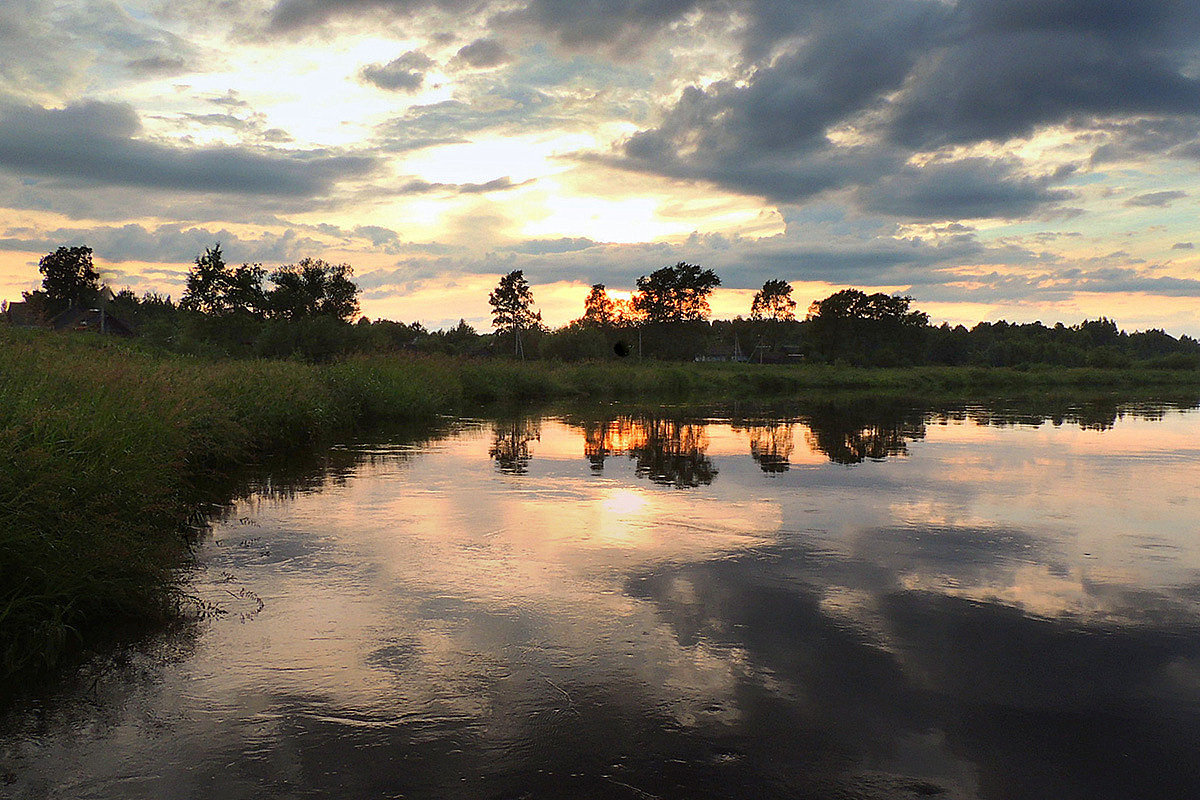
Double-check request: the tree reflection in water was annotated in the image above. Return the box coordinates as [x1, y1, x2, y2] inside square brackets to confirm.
[731, 420, 796, 473]
[511, 398, 1188, 481]
[580, 416, 718, 488]
[798, 405, 927, 465]
[488, 418, 541, 474]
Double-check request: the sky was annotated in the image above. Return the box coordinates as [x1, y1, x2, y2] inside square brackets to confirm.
[1, 0, 1200, 334]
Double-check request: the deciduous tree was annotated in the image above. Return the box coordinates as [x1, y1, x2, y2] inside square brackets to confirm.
[180, 244, 268, 317]
[267, 258, 359, 321]
[582, 283, 615, 326]
[39, 245, 100, 313]
[633, 262, 720, 323]
[750, 279, 797, 321]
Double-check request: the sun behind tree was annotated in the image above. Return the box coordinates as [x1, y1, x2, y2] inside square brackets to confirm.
[633, 262, 720, 323]
[582, 283, 616, 326]
[750, 279, 797, 322]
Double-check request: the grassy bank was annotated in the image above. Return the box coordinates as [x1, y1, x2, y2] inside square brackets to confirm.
[3, 327, 1200, 680]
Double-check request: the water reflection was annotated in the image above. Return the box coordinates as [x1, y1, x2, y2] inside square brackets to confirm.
[489, 417, 541, 475]
[6, 398, 1200, 799]
[732, 420, 795, 473]
[570, 415, 718, 487]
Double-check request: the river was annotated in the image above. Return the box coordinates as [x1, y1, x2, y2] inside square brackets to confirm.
[4, 400, 1200, 799]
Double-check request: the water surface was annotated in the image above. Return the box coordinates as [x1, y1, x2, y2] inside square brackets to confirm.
[5, 401, 1200, 799]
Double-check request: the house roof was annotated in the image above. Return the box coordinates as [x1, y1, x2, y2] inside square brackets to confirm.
[51, 306, 136, 337]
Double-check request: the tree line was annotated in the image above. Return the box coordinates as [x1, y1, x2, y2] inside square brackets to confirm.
[488, 265, 1200, 368]
[9, 244, 1200, 368]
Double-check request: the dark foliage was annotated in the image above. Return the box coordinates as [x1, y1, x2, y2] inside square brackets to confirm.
[38, 246, 100, 314]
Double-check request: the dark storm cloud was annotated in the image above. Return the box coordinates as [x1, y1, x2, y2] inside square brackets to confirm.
[859, 159, 1075, 220]
[1125, 190, 1187, 208]
[452, 38, 509, 68]
[886, 30, 1200, 148]
[360, 50, 436, 92]
[883, 0, 1200, 147]
[0, 100, 380, 196]
[589, 0, 1200, 216]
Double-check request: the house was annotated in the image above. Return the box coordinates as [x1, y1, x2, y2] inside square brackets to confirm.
[695, 334, 750, 363]
[2, 301, 45, 328]
[51, 306, 136, 337]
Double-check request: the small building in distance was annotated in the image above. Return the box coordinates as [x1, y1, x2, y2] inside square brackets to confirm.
[3, 286, 136, 337]
[51, 306, 136, 337]
[2, 301, 46, 329]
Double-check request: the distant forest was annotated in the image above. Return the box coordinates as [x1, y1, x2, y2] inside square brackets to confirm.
[7, 244, 1200, 369]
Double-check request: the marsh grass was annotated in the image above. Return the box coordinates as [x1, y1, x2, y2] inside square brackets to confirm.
[3, 327, 1199, 681]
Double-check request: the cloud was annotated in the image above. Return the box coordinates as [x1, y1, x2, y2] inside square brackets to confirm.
[267, 0, 479, 33]
[1125, 190, 1187, 208]
[390, 176, 532, 194]
[452, 38, 510, 69]
[1172, 242, 1194, 250]
[503, 237, 597, 255]
[0, 222, 329, 266]
[372, 84, 558, 152]
[858, 159, 1075, 220]
[501, 0, 709, 50]
[360, 50, 436, 92]
[125, 55, 191, 76]
[558, 0, 1200, 222]
[0, 100, 380, 196]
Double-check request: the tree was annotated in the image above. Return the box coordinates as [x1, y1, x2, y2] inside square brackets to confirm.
[806, 289, 927, 326]
[489, 270, 540, 357]
[181, 244, 230, 314]
[224, 263, 268, 317]
[181, 244, 268, 317]
[805, 288, 930, 365]
[267, 258, 359, 321]
[633, 262, 720, 323]
[750, 279, 797, 321]
[39, 246, 100, 312]
[582, 284, 615, 326]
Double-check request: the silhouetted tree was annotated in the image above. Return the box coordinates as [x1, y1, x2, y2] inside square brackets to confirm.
[39, 245, 100, 313]
[489, 270, 540, 357]
[267, 258, 359, 321]
[750, 279, 797, 321]
[582, 283, 616, 326]
[633, 262, 721, 323]
[181, 244, 268, 317]
[806, 288, 929, 364]
[181, 244, 229, 314]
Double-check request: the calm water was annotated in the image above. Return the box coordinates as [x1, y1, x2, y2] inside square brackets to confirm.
[5, 401, 1200, 799]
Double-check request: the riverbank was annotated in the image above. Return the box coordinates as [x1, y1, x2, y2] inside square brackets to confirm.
[4, 327, 1200, 681]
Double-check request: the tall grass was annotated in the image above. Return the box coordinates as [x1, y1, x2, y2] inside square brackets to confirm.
[3, 328, 1199, 679]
